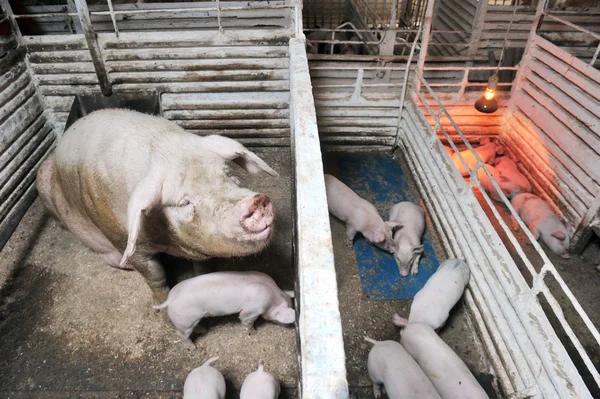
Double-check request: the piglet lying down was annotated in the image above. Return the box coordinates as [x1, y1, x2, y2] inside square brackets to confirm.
[154, 271, 295, 347]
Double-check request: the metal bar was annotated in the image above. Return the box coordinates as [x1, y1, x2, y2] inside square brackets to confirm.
[389, 0, 398, 28]
[415, 0, 435, 94]
[508, 0, 548, 107]
[543, 12, 600, 42]
[13, 12, 79, 18]
[289, 37, 349, 399]
[105, 0, 119, 38]
[424, 66, 517, 71]
[426, 82, 514, 87]
[0, 0, 22, 40]
[392, 20, 423, 150]
[90, 4, 293, 15]
[66, 0, 83, 34]
[74, 0, 111, 96]
[216, 0, 223, 33]
[467, 0, 487, 56]
[590, 41, 600, 66]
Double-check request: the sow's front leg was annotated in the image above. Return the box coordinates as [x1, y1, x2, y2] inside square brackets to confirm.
[129, 253, 170, 319]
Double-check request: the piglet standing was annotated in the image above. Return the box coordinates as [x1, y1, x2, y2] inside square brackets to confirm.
[451, 139, 504, 177]
[240, 360, 281, 399]
[183, 357, 226, 399]
[393, 259, 470, 330]
[365, 337, 441, 399]
[511, 193, 573, 259]
[324, 174, 399, 253]
[153, 271, 295, 347]
[388, 202, 425, 276]
[401, 323, 489, 399]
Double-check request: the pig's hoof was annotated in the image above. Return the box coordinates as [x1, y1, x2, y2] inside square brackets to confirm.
[245, 326, 256, 336]
[344, 240, 354, 249]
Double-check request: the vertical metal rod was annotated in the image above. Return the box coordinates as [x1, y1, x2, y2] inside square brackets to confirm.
[0, 0, 22, 41]
[389, 0, 398, 28]
[74, 0, 112, 96]
[415, 0, 435, 93]
[106, 0, 119, 38]
[468, 0, 487, 56]
[216, 0, 223, 33]
[392, 21, 424, 150]
[590, 41, 600, 66]
[507, 0, 548, 108]
[66, 0, 83, 33]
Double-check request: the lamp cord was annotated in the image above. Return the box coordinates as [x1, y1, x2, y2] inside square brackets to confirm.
[496, 5, 519, 75]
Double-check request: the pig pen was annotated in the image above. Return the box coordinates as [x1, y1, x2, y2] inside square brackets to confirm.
[0, 0, 349, 397]
[306, 0, 600, 397]
[1, 0, 600, 398]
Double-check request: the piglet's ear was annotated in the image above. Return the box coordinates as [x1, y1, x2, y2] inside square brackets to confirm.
[120, 168, 164, 268]
[552, 231, 566, 241]
[202, 135, 279, 177]
[385, 221, 403, 234]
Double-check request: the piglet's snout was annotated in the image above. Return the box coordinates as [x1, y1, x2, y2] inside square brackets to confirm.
[240, 194, 274, 234]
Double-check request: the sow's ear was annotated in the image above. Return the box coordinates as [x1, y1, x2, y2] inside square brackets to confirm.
[120, 168, 164, 268]
[201, 135, 279, 177]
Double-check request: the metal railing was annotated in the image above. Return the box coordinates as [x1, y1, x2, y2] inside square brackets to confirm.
[396, 65, 599, 397]
[543, 11, 600, 66]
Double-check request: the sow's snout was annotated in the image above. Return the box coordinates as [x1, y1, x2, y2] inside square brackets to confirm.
[240, 194, 274, 240]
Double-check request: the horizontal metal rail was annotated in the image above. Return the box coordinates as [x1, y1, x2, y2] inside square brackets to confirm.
[543, 12, 600, 42]
[12, 4, 293, 19]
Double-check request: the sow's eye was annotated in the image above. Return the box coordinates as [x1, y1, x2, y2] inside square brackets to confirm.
[178, 198, 191, 207]
[177, 196, 195, 221]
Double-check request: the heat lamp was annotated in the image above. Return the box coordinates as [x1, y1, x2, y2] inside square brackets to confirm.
[474, 74, 499, 114]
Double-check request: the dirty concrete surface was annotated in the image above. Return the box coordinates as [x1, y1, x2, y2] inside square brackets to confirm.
[0, 148, 298, 398]
[322, 151, 498, 399]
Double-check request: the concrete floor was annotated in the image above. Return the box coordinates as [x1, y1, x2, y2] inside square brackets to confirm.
[0, 148, 298, 398]
[322, 151, 498, 399]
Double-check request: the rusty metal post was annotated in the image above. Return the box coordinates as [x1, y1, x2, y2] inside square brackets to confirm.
[74, 0, 112, 96]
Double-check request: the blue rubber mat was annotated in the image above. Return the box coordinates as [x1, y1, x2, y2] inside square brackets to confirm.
[337, 153, 440, 300]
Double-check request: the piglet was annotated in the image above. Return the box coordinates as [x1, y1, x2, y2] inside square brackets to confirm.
[183, 357, 226, 399]
[511, 193, 573, 259]
[495, 156, 532, 196]
[240, 360, 280, 399]
[401, 323, 489, 399]
[154, 271, 295, 347]
[325, 174, 399, 253]
[388, 202, 425, 276]
[452, 139, 504, 177]
[365, 337, 441, 399]
[476, 165, 512, 202]
[393, 259, 470, 330]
